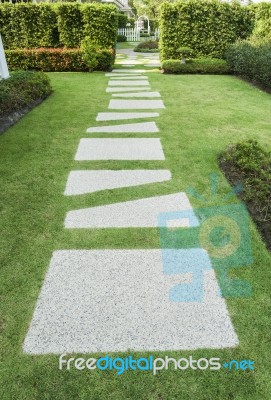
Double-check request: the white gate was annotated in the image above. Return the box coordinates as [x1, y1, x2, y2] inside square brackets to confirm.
[118, 28, 140, 42]
[0, 34, 9, 79]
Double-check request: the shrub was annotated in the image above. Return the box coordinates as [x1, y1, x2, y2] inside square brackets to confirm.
[82, 3, 118, 49]
[0, 70, 52, 119]
[225, 40, 271, 89]
[0, 3, 118, 50]
[134, 40, 159, 52]
[57, 3, 84, 48]
[159, 0, 253, 60]
[0, 3, 59, 49]
[5, 48, 114, 72]
[161, 58, 230, 74]
[251, 2, 271, 40]
[117, 13, 128, 28]
[219, 140, 271, 250]
[117, 34, 127, 43]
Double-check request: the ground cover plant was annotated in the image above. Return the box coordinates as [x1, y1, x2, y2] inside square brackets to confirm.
[0, 70, 271, 399]
[219, 140, 271, 250]
[0, 70, 52, 134]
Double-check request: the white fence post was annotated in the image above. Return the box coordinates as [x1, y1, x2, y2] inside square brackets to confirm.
[118, 28, 140, 42]
[0, 34, 9, 79]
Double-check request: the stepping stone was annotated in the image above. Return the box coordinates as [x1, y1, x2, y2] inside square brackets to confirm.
[110, 76, 148, 80]
[86, 122, 159, 133]
[96, 112, 159, 121]
[106, 73, 144, 77]
[23, 249, 238, 354]
[145, 64, 160, 68]
[74, 138, 165, 161]
[65, 192, 191, 228]
[112, 92, 161, 98]
[64, 170, 171, 195]
[109, 81, 149, 87]
[120, 64, 135, 67]
[112, 69, 147, 73]
[109, 100, 165, 110]
[106, 87, 151, 93]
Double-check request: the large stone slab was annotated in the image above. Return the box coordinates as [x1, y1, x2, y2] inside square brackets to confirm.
[109, 100, 165, 110]
[64, 170, 171, 195]
[23, 249, 239, 354]
[105, 73, 144, 77]
[112, 69, 147, 73]
[109, 76, 148, 80]
[109, 81, 149, 87]
[112, 92, 161, 98]
[86, 122, 159, 133]
[74, 138, 165, 161]
[96, 112, 159, 121]
[106, 87, 151, 93]
[65, 192, 191, 228]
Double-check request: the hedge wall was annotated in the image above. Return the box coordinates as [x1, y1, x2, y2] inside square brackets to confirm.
[251, 2, 271, 39]
[5, 48, 115, 72]
[159, 0, 253, 60]
[0, 3, 118, 50]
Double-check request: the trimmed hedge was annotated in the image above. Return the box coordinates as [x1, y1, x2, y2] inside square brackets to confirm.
[134, 40, 159, 53]
[225, 40, 271, 89]
[0, 3, 118, 50]
[161, 58, 230, 74]
[219, 140, 271, 250]
[5, 48, 114, 72]
[117, 13, 128, 28]
[251, 2, 271, 40]
[159, 0, 253, 60]
[0, 70, 52, 119]
[0, 3, 59, 49]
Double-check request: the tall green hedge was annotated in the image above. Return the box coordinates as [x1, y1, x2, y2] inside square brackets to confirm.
[159, 0, 253, 60]
[0, 3, 59, 49]
[0, 3, 118, 50]
[251, 2, 271, 39]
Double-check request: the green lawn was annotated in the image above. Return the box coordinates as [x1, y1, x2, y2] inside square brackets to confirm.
[0, 71, 271, 399]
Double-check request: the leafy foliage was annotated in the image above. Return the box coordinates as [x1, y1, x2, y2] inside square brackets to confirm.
[225, 39, 271, 89]
[0, 71, 52, 118]
[0, 3, 118, 50]
[161, 58, 230, 74]
[5, 48, 114, 72]
[219, 140, 271, 248]
[159, 0, 253, 60]
[134, 40, 158, 52]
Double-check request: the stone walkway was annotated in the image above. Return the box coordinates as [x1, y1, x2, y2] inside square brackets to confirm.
[23, 49, 239, 354]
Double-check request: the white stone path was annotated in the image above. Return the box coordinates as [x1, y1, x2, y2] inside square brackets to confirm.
[23, 50, 239, 354]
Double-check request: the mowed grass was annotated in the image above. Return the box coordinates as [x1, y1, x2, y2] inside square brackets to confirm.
[0, 71, 271, 400]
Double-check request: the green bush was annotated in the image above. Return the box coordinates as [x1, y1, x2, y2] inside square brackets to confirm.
[159, 0, 253, 60]
[117, 34, 127, 43]
[251, 2, 271, 40]
[219, 140, 271, 249]
[0, 3, 59, 49]
[225, 40, 271, 89]
[0, 71, 52, 118]
[117, 13, 128, 28]
[134, 40, 159, 52]
[161, 58, 230, 74]
[82, 4, 118, 49]
[57, 3, 84, 48]
[5, 48, 114, 72]
[0, 3, 118, 50]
